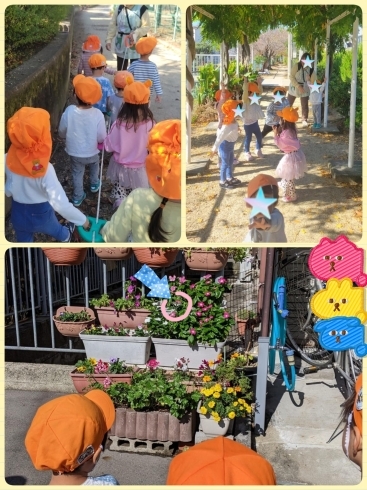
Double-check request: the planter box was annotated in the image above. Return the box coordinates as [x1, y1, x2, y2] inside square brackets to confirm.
[53, 306, 95, 337]
[79, 330, 152, 365]
[94, 307, 150, 329]
[197, 401, 234, 437]
[184, 251, 228, 271]
[42, 248, 87, 266]
[110, 408, 195, 442]
[94, 248, 133, 260]
[152, 338, 225, 370]
[70, 369, 133, 393]
[132, 248, 179, 268]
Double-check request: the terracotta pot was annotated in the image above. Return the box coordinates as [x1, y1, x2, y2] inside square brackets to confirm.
[132, 248, 179, 268]
[235, 313, 257, 337]
[42, 248, 87, 266]
[53, 306, 95, 337]
[184, 251, 228, 271]
[94, 307, 150, 329]
[70, 369, 133, 393]
[94, 248, 133, 260]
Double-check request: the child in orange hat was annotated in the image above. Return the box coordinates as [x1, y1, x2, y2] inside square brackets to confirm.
[242, 75, 264, 161]
[101, 119, 181, 243]
[273, 106, 307, 202]
[88, 53, 115, 115]
[209, 99, 242, 190]
[25, 390, 118, 485]
[244, 173, 287, 242]
[78, 34, 116, 77]
[261, 86, 290, 141]
[109, 70, 133, 124]
[104, 78, 155, 209]
[58, 75, 107, 207]
[127, 36, 162, 102]
[5, 107, 90, 242]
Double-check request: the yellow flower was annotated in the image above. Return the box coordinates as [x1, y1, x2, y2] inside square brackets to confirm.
[211, 411, 219, 418]
[203, 376, 212, 382]
[200, 406, 207, 415]
[231, 353, 239, 359]
[233, 401, 238, 407]
[226, 387, 234, 394]
[239, 406, 244, 411]
[245, 404, 252, 413]
[217, 353, 223, 360]
[238, 398, 245, 405]
[76, 366, 86, 372]
[90, 358, 97, 365]
[200, 388, 206, 394]
[213, 383, 222, 392]
[213, 416, 221, 422]
[204, 389, 212, 397]
[213, 392, 221, 399]
[228, 411, 236, 419]
[208, 401, 215, 408]
[208, 360, 214, 367]
[234, 386, 241, 392]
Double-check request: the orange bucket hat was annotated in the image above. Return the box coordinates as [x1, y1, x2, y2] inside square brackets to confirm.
[247, 173, 278, 198]
[6, 107, 52, 178]
[215, 88, 232, 102]
[73, 74, 102, 104]
[221, 100, 238, 125]
[248, 82, 260, 94]
[146, 119, 181, 200]
[88, 53, 106, 69]
[25, 390, 115, 473]
[166, 436, 276, 485]
[123, 77, 152, 104]
[273, 86, 287, 94]
[82, 35, 101, 52]
[353, 374, 362, 436]
[277, 106, 299, 123]
[135, 36, 158, 55]
[114, 70, 133, 89]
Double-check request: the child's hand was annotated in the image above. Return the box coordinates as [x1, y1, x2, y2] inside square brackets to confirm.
[208, 151, 217, 159]
[155, 95, 162, 103]
[249, 214, 271, 230]
[105, 42, 112, 51]
[83, 218, 91, 231]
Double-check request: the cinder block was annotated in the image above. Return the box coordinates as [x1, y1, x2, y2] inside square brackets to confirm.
[109, 435, 175, 456]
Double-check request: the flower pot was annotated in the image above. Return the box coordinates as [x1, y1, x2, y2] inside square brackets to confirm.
[109, 408, 195, 442]
[79, 330, 152, 365]
[197, 402, 234, 437]
[42, 248, 87, 266]
[94, 307, 150, 329]
[152, 338, 225, 370]
[184, 251, 228, 271]
[53, 306, 95, 337]
[94, 248, 133, 260]
[132, 248, 179, 268]
[235, 313, 257, 337]
[70, 369, 133, 393]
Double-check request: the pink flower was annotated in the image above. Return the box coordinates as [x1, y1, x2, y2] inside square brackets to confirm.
[178, 276, 186, 284]
[202, 307, 208, 312]
[135, 294, 141, 300]
[196, 311, 202, 317]
[218, 277, 227, 284]
[206, 280, 211, 284]
[197, 302, 205, 308]
[223, 312, 230, 319]
[169, 275, 176, 281]
[147, 359, 160, 370]
[170, 286, 177, 292]
[209, 315, 214, 320]
[170, 311, 177, 318]
[203, 274, 212, 280]
[199, 320, 204, 325]
[189, 328, 196, 335]
[190, 284, 196, 289]
[109, 300, 115, 307]
[130, 276, 137, 282]
[204, 317, 210, 323]
[135, 301, 141, 308]
[205, 292, 211, 297]
[103, 377, 112, 388]
[127, 285, 135, 293]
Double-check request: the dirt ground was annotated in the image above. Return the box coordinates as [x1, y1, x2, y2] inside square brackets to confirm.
[186, 65, 362, 244]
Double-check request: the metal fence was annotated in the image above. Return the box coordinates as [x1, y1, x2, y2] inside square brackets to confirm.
[192, 54, 237, 74]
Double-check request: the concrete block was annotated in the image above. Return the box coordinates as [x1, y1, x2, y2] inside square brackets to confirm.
[328, 160, 362, 185]
[311, 124, 340, 134]
[109, 435, 175, 456]
[186, 156, 210, 176]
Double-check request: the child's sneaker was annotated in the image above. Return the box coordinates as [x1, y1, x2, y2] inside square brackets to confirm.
[233, 158, 240, 166]
[90, 181, 100, 193]
[62, 222, 76, 242]
[315, 123, 322, 129]
[312, 122, 317, 128]
[219, 181, 235, 190]
[302, 120, 308, 127]
[72, 192, 86, 207]
[227, 178, 241, 186]
[244, 152, 253, 162]
[282, 194, 297, 203]
[255, 149, 263, 158]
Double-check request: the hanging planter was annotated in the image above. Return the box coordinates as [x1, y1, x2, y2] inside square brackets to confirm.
[53, 306, 95, 337]
[94, 307, 151, 329]
[42, 248, 87, 266]
[94, 248, 133, 260]
[184, 250, 229, 271]
[132, 248, 179, 268]
[70, 370, 133, 394]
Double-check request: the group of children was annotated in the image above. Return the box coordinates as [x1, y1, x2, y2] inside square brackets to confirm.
[5, 34, 180, 243]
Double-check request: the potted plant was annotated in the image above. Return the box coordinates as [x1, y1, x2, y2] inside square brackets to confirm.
[42, 248, 87, 266]
[147, 274, 234, 369]
[227, 352, 258, 394]
[94, 248, 133, 261]
[183, 248, 249, 271]
[70, 357, 134, 393]
[89, 277, 152, 328]
[132, 248, 179, 268]
[53, 306, 95, 337]
[79, 325, 151, 365]
[235, 308, 258, 337]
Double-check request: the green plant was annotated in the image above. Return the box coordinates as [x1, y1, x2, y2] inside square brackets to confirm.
[194, 63, 220, 105]
[236, 308, 256, 320]
[75, 357, 133, 375]
[54, 308, 92, 322]
[91, 381, 131, 407]
[89, 278, 153, 311]
[183, 247, 250, 263]
[199, 382, 251, 422]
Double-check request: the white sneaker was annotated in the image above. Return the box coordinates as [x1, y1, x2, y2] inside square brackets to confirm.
[255, 149, 263, 158]
[302, 120, 308, 127]
[244, 152, 253, 162]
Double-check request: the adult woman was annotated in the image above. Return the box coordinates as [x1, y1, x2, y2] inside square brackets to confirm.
[287, 52, 316, 127]
[105, 5, 151, 71]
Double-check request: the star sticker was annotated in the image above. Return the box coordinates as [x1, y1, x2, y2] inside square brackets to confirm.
[273, 91, 284, 103]
[308, 81, 322, 93]
[245, 187, 277, 219]
[248, 93, 261, 105]
[232, 105, 245, 117]
[302, 55, 314, 68]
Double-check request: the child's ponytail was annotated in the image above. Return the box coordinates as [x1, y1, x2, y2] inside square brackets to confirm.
[148, 198, 171, 242]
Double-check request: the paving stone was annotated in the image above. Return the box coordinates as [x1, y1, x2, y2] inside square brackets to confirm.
[328, 160, 362, 185]
[186, 156, 210, 175]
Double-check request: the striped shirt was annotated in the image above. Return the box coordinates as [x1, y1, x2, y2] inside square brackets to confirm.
[127, 60, 163, 96]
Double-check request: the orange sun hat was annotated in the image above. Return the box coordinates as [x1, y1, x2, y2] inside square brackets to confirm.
[146, 119, 181, 200]
[135, 36, 158, 55]
[123, 77, 152, 104]
[6, 107, 52, 178]
[25, 390, 115, 473]
[273, 86, 287, 94]
[73, 74, 102, 104]
[247, 173, 278, 198]
[221, 99, 238, 125]
[248, 82, 260, 94]
[114, 70, 133, 89]
[214, 88, 232, 102]
[88, 53, 106, 69]
[276, 106, 299, 123]
[82, 35, 101, 52]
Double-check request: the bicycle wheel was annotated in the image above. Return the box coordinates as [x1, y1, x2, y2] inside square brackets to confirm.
[334, 350, 363, 398]
[278, 249, 333, 366]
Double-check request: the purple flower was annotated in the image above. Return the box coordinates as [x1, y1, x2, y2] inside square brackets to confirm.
[110, 358, 117, 363]
[135, 294, 141, 300]
[189, 328, 196, 335]
[196, 311, 202, 317]
[127, 285, 135, 293]
[202, 307, 208, 312]
[178, 276, 186, 284]
[197, 302, 205, 308]
[170, 311, 177, 318]
[190, 284, 196, 289]
[169, 275, 176, 281]
[135, 301, 141, 308]
[203, 274, 212, 280]
[170, 286, 177, 292]
[103, 378, 112, 388]
[218, 277, 227, 284]
[204, 317, 210, 323]
[223, 312, 230, 319]
[205, 292, 211, 297]
[129, 276, 137, 282]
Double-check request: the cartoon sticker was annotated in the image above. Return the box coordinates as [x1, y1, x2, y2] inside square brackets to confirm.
[314, 316, 367, 357]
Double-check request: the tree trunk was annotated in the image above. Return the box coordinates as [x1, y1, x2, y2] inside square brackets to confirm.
[241, 35, 251, 65]
[222, 41, 230, 86]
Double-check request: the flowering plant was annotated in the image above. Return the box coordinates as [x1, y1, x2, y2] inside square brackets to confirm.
[183, 247, 250, 264]
[54, 308, 92, 322]
[199, 382, 252, 422]
[74, 357, 133, 375]
[228, 352, 256, 368]
[147, 274, 234, 346]
[81, 325, 149, 336]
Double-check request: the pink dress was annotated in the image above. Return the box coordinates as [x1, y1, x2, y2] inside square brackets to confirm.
[274, 129, 307, 180]
[104, 119, 155, 189]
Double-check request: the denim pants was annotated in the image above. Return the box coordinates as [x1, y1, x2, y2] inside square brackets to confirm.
[11, 200, 69, 242]
[219, 140, 235, 182]
[70, 154, 100, 201]
[243, 121, 262, 153]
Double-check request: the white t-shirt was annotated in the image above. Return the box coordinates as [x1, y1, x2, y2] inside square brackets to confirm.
[58, 105, 106, 158]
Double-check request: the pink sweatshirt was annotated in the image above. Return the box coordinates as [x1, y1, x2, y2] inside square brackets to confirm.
[274, 129, 301, 153]
[104, 120, 155, 167]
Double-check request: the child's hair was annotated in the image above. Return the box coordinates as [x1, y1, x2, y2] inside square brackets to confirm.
[75, 93, 91, 107]
[116, 103, 154, 132]
[280, 118, 297, 138]
[148, 198, 171, 242]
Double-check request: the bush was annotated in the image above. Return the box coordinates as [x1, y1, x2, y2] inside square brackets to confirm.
[193, 63, 219, 105]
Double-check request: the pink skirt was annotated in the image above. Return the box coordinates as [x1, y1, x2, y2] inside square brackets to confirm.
[106, 156, 150, 189]
[276, 149, 307, 180]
